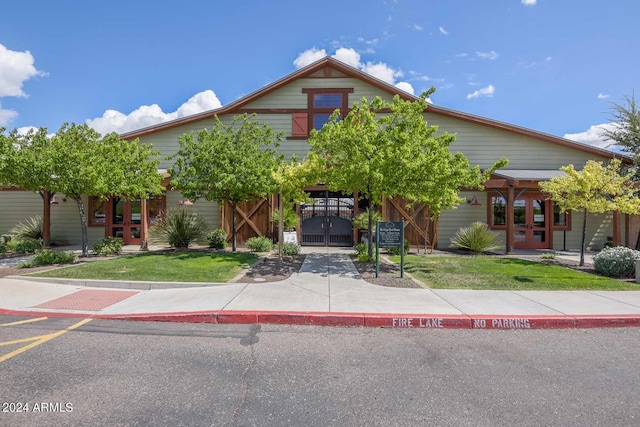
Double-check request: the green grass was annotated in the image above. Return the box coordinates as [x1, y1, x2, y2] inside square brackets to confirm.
[27, 251, 259, 283]
[389, 255, 639, 291]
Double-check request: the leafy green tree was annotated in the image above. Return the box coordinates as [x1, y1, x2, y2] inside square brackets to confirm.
[309, 90, 507, 259]
[168, 114, 284, 251]
[601, 92, 640, 161]
[272, 158, 319, 261]
[4, 123, 163, 256]
[540, 159, 640, 266]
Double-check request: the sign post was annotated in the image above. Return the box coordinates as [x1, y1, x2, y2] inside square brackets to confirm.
[376, 220, 405, 278]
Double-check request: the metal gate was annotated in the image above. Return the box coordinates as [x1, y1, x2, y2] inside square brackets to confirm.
[300, 191, 354, 246]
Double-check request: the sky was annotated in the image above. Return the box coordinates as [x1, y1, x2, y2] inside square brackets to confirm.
[1, 0, 638, 151]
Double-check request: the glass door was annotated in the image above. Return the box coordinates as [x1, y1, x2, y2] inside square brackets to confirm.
[514, 194, 549, 249]
[110, 198, 142, 244]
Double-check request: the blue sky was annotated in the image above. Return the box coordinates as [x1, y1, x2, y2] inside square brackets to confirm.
[1, 0, 638, 149]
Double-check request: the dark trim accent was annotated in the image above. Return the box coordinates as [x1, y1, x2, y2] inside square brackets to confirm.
[236, 108, 308, 114]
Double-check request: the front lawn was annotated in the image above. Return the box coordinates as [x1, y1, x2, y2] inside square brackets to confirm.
[27, 251, 259, 283]
[388, 254, 639, 291]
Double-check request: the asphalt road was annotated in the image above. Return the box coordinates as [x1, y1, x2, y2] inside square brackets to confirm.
[1, 315, 639, 426]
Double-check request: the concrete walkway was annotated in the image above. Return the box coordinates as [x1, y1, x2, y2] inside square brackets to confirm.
[0, 248, 639, 329]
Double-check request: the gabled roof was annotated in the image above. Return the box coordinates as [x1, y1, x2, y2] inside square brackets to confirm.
[120, 57, 630, 163]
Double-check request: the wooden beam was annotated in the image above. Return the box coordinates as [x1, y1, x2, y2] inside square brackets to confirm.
[506, 185, 515, 254]
[234, 199, 266, 237]
[613, 210, 621, 246]
[386, 197, 428, 242]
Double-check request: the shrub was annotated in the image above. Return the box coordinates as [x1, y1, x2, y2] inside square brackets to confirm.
[354, 242, 376, 262]
[28, 249, 77, 267]
[13, 238, 43, 254]
[593, 246, 640, 278]
[450, 222, 500, 254]
[206, 229, 228, 249]
[246, 236, 273, 252]
[386, 239, 409, 256]
[92, 237, 124, 255]
[0, 243, 6, 255]
[271, 207, 298, 231]
[149, 207, 209, 249]
[10, 216, 44, 240]
[540, 252, 557, 260]
[353, 208, 383, 231]
[282, 242, 300, 256]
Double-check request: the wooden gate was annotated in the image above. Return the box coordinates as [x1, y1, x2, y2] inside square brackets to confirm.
[220, 197, 273, 245]
[382, 197, 435, 249]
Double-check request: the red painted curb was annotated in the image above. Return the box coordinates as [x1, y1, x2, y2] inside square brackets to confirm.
[574, 315, 640, 328]
[364, 314, 472, 329]
[2, 307, 640, 330]
[469, 315, 576, 330]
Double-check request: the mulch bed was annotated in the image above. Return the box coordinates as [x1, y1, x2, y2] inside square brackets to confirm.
[233, 255, 306, 283]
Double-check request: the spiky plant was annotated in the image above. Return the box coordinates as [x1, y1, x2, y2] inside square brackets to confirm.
[10, 216, 44, 240]
[149, 207, 208, 249]
[450, 222, 500, 254]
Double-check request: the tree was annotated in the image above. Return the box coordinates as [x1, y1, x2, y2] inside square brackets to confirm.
[4, 123, 163, 256]
[168, 114, 284, 251]
[309, 90, 507, 259]
[601, 92, 640, 161]
[272, 158, 319, 261]
[540, 159, 640, 266]
[52, 124, 164, 256]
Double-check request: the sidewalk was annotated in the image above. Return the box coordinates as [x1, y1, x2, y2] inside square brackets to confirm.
[1, 248, 639, 329]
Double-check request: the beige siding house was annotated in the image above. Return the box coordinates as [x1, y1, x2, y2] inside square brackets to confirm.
[0, 57, 632, 252]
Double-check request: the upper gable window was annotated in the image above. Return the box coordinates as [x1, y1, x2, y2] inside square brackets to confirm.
[313, 94, 343, 108]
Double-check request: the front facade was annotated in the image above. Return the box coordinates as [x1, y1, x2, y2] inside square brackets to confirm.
[0, 57, 633, 252]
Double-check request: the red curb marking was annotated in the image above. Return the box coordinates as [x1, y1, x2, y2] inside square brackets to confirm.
[33, 289, 139, 311]
[1, 307, 640, 330]
[470, 315, 576, 330]
[574, 315, 640, 328]
[364, 314, 472, 329]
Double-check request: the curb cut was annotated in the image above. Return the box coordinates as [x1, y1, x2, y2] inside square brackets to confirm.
[1, 308, 640, 330]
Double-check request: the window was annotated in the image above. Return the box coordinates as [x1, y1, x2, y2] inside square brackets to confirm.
[313, 93, 342, 108]
[552, 202, 571, 230]
[490, 195, 507, 228]
[289, 88, 354, 138]
[149, 195, 165, 223]
[89, 196, 107, 226]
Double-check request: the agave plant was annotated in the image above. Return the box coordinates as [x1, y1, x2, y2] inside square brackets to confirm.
[149, 207, 209, 249]
[450, 222, 500, 254]
[10, 216, 44, 240]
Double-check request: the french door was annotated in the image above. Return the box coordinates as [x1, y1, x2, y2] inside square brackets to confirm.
[513, 194, 550, 249]
[110, 198, 142, 244]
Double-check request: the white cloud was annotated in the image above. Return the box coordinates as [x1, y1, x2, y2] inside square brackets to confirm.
[293, 48, 328, 69]
[467, 85, 495, 99]
[563, 123, 618, 149]
[413, 24, 424, 31]
[597, 93, 610, 99]
[0, 102, 18, 126]
[415, 75, 445, 83]
[332, 48, 361, 68]
[546, 56, 552, 62]
[361, 61, 403, 85]
[0, 44, 47, 125]
[0, 44, 47, 98]
[476, 50, 499, 60]
[521, 0, 537, 6]
[455, 53, 468, 58]
[395, 82, 415, 94]
[439, 26, 448, 35]
[86, 90, 222, 135]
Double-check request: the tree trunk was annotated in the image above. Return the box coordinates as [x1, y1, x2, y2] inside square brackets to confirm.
[75, 195, 89, 257]
[278, 188, 284, 263]
[231, 201, 237, 252]
[580, 208, 588, 267]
